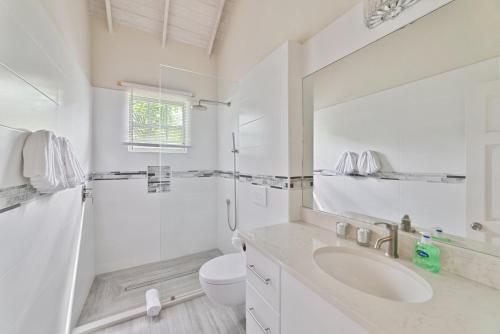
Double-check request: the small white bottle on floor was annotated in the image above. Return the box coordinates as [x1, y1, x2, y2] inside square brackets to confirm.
[145, 288, 161, 317]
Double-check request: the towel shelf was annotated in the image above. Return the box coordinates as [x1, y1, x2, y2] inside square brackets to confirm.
[314, 169, 465, 184]
[0, 184, 48, 214]
[0, 203, 21, 214]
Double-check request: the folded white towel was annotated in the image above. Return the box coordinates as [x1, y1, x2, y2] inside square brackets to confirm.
[59, 137, 86, 187]
[23, 130, 68, 193]
[334, 151, 358, 175]
[23, 130, 51, 180]
[358, 150, 381, 175]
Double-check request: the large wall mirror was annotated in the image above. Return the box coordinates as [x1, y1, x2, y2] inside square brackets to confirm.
[302, 0, 500, 257]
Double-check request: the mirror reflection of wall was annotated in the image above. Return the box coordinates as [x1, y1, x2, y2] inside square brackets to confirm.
[302, 0, 500, 251]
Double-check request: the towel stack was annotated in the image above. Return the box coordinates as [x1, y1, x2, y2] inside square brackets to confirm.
[334, 150, 381, 175]
[59, 137, 86, 187]
[334, 151, 358, 175]
[357, 150, 381, 175]
[23, 130, 86, 193]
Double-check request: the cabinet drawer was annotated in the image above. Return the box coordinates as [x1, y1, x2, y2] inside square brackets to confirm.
[246, 283, 280, 334]
[246, 245, 280, 311]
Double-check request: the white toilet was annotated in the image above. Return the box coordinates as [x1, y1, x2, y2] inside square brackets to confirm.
[199, 252, 246, 306]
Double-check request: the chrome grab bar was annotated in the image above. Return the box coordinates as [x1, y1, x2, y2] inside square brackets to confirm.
[248, 307, 271, 334]
[247, 265, 270, 285]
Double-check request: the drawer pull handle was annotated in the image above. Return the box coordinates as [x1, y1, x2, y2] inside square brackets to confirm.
[247, 265, 271, 285]
[248, 307, 271, 334]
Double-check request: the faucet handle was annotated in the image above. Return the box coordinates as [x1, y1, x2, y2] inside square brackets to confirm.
[374, 222, 398, 231]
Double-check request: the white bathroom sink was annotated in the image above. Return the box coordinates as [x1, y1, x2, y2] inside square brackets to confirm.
[313, 247, 433, 303]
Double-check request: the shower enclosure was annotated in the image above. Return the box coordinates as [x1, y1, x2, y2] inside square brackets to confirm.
[75, 66, 237, 328]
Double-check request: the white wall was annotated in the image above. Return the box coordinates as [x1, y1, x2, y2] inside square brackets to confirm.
[92, 87, 218, 273]
[313, 57, 500, 236]
[0, 0, 92, 333]
[216, 42, 302, 253]
[236, 44, 289, 177]
[40, 0, 91, 79]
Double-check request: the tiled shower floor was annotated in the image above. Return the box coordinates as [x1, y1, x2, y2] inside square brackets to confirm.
[78, 249, 221, 325]
[92, 296, 246, 334]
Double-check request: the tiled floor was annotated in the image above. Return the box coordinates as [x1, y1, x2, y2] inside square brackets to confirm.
[78, 249, 221, 325]
[92, 296, 246, 334]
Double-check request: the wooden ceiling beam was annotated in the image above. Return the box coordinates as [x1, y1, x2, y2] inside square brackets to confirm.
[207, 0, 226, 57]
[105, 0, 113, 33]
[161, 0, 171, 47]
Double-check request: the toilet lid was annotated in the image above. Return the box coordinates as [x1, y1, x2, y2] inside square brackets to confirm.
[199, 253, 246, 285]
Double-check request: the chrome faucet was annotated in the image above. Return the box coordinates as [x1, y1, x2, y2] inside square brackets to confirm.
[374, 222, 399, 258]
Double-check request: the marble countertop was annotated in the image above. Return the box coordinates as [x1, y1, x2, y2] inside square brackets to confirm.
[239, 222, 500, 334]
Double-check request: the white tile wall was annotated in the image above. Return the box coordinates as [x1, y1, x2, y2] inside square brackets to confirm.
[0, 0, 92, 333]
[0, 188, 85, 334]
[216, 106, 239, 172]
[159, 177, 218, 261]
[216, 42, 303, 252]
[92, 87, 218, 273]
[93, 179, 161, 273]
[216, 178, 237, 254]
[216, 178, 291, 253]
[238, 182, 290, 228]
[93, 177, 218, 274]
[236, 44, 289, 177]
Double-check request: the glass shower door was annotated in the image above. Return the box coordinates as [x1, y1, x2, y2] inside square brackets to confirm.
[153, 65, 222, 306]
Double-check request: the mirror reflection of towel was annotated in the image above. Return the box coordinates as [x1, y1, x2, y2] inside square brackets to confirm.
[334, 151, 358, 175]
[358, 150, 381, 175]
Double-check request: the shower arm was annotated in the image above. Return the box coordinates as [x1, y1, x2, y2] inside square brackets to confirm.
[197, 99, 231, 107]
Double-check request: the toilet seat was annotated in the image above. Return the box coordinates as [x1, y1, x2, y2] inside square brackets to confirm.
[199, 253, 246, 285]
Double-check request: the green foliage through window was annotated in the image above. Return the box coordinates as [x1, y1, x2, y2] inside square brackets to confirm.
[128, 94, 190, 151]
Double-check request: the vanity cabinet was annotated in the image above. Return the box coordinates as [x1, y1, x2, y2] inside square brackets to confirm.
[246, 245, 281, 334]
[246, 244, 367, 334]
[281, 271, 368, 334]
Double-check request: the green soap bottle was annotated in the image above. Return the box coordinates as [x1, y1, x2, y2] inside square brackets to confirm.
[413, 233, 441, 273]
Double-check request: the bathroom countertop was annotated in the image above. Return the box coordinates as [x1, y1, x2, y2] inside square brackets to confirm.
[239, 222, 500, 334]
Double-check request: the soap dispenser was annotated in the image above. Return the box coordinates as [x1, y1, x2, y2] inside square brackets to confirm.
[413, 233, 441, 273]
[400, 214, 415, 233]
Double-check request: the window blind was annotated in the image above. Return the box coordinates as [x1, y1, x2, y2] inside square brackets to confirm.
[127, 88, 191, 152]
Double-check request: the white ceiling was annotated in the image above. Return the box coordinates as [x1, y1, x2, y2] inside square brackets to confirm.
[89, 0, 234, 54]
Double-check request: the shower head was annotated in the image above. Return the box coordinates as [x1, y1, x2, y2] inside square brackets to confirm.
[191, 99, 231, 111]
[191, 104, 208, 111]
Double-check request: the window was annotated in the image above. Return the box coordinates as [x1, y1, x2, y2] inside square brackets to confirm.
[127, 90, 191, 153]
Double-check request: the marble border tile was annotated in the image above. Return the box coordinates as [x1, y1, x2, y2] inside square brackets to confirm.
[91, 171, 147, 180]
[172, 170, 216, 178]
[0, 184, 42, 213]
[147, 166, 171, 193]
[0, 170, 311, 213]
[89, 169, 309, 190]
